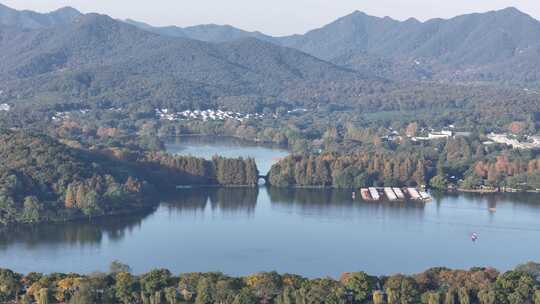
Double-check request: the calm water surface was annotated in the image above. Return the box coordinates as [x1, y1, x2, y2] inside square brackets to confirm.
[1, 138, 539, 277]
[165, 136, 289, 174]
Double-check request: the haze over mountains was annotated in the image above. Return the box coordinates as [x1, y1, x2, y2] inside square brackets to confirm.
[125, 7, 540, 83]
[0, 2, 538, 121]
[1, 3, 539, 85]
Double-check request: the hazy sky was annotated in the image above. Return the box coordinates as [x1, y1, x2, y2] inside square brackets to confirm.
[4, 0, 540, 36]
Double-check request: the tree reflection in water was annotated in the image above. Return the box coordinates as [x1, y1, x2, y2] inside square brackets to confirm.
[0, 210, 153, 249]
[161, 187, 259, 216]
[2, 187, 539, 254]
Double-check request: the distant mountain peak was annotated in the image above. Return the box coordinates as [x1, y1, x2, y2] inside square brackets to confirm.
[0, 3, 83, 29]
[500, 6, 524, 14]
[53, 6, 82, 15]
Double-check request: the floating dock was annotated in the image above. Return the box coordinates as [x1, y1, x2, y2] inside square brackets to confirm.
[360, 188, 372, 201]
[418, 190, 432, 201]
[369, 187, 380, 201]
[359, 187, 431, 202]
[392, 187, 405, 200]
[407, 188, 422, 200]
[384, 187, 398, 201]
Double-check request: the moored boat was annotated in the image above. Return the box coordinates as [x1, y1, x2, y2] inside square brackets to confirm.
[384, 187, 398, 201]
[393, 187, 405, 200]
[419, 190, 432, 201]
[407, 187, 422, 200]
[369, 187, 380, 201]
[360, 188, 372, 201]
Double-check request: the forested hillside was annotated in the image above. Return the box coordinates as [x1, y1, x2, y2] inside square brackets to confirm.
[0, 130, 150, 225]
[0, 12, 371, 113]
[0, 130, 260, 226]
[125, 5, 540, 85]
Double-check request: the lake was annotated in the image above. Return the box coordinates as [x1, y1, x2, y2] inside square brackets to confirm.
[164, 136, 289, 174]
[1, 137, 540, 278]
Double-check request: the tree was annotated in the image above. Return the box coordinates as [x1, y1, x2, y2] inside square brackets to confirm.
[245, 272, 282, 303]
[110, 261, 131, 274]
[477, 289, 496, 304]
[115, 272, 138, 304]
[37, 288, 50, 304]
[140, 269, 171, 298]
[68, 281, 95, 304]
[276, 287, 296, 304]
[65, 184, 76, 208]
[412, 161, 426, 186]
[430, 175, 449, 191]
[457, 287, 470, 304]
[232, 288, 258, 304]
[341, 272, 377, 303]
[164, 287, 179, 304]
[0, 269, 21, 302]
[195, 277, 213, 304]
[373, 290, 385, 304]
[534, 290, 540, 304]
[515, 262, 540, 280]
[444, 289, 457, 304]
[384, 274, 420, 304]
[21, 196, 41, 223]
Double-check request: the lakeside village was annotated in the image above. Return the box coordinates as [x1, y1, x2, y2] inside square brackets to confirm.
[40, 104, 540, 149]
[382, 125, 540, 150]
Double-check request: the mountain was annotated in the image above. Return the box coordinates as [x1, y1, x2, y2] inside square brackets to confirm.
[0, 13, 371, 111]
[122, 7, 540, 84]
[0, 3, 537, 124]
[0, 3, 81, 29]
[278, 8, 540, 64]
[125, 19, 273, 43]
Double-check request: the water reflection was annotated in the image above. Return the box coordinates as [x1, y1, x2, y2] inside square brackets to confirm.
[1, 187, 540, 276]
[0, 210, 152, 249]
[3, 189, 540, 249]
[162, 187, 259, 216]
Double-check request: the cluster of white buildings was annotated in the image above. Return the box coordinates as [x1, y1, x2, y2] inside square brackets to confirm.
[51, 109, 90, 121]
[411, 130, 455, 141]
[486, 133, 540, 149]
[0, 103, 10, 112]
[155, 109, 266, 122]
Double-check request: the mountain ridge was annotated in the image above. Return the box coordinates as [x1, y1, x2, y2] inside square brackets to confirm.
[0, 3, 82, 29]
[0, 12, 375, 112]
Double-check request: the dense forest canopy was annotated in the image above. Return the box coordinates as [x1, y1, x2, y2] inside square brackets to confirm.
[1, 262, 540, 304]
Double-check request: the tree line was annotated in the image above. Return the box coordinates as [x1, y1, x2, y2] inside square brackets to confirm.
[138, 153, 259, 187]
[1, 262, 540, 304]
[268, 153, 430, 188]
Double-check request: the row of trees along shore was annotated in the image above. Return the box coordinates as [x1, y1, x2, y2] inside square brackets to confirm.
[138, 153, 259, 187]
[267, 150, 540, 191]
[1, 262, 540, 304]
[268, 153, 430, 188]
